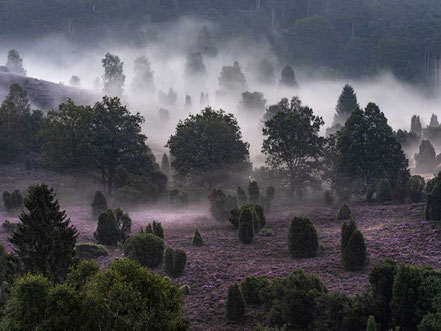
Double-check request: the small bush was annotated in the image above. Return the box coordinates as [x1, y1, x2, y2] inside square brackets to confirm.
[123, 233, 164, 268]
[192, 229, 203, 247]
[288, 217, 319, 258]
[229, 207, 240, 229]
[164, 247, 187, 278]
[238, 206, 254, 244]
[91, 191, 107, 216]
[324, 190, 334, 206]
[341, 219, 357, 252]
[94, 210, 121, 246]
[337, 203, 352, 220]
[248, 181, 260, 203]
[2, 220, 18, 233]
[409, 175, 425, 203]
[237, 186, 247, 204]
[376, 179, 392, 203]
[226, 284, 246, 321]
[426, 183, 441, 220]
[240, 276, 270, 305]
[115, 208, 132, 240]
[2, 190, 23, 212]
[342, 230, 367, 272]
[260, 228, 273, 237]
[74, 243, 108, 260]
[169, 189, 189, 208]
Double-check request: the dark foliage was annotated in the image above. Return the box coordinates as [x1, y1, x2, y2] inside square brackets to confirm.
[164, 247, 187, 278]
[426, 183, 441, 220]
[240, 276, 270, 306]
[288, 217, 319, 258]
[415, 140, 437, 174]
[209, 188, 237, 221]
[91, 191, 107, 216]
[169, 189, 189, 208]
[74, 243, 109, 260]
[341, 219, 357, 252]
[94, 208, 131, 246]
[342, 230, 367, 272]
[409, 175, 425, 203]
[123, 233, 164, 268]
[226, 284, 245, 322]
[238, 205, 254, 244]
[192, 229, 203, 247]
[324, 190, 334, 206]
[337, 203, 352, 220]
[376, 179, 392, 203]
[229, 207, 240, 229]
[248, 180, 260, 203]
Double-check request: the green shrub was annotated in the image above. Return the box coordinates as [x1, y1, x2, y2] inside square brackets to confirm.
[337, 203, 352, 220]
[91, 191, 107, 216]
[74, 243, 109, 260]
[113, 186, 145, 203]
[288, 217, 319, 258]
[312, 291, 350, 330]
[342, 230, 367, 271]
[341, 219, 357, 252]
[248, 181, 260, 203]
[226, 284, 245, 321]
[2, 220, 18, 233]
[366, 315, 377, 331]
[238, 205, 254, 244]
[2, 190, 23, 212]
[409, 175, 425, 203]
[426, 183, 441, 220]
[123, 233, 164, 268]
[169, 189, 189, 208]
[240, 276, 270, 305]
[164, 247, 187, 278]
[237, 186, 247, 204]
[324, 190, 334, 206]
[152, 220, 164, 239]
[376, 179, 392, 203]
[263, 269, 328, 329]
[260, 228, 273, 237]
[192, 229, 203, 247]
[94, 209, 131, 246]
[115, 208, 131, 240]
[229, 207, 240, 229]
[368, 259, 397, 330]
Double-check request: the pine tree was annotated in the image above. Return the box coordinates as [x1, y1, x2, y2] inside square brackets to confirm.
[329, 84, 359, 135]
[10, 184, 78, 281]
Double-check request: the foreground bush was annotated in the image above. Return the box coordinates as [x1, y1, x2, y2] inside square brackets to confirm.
[94, 208, 131, 246]
[2, 190, 23, 212]
[238, 205, 254, 244]
[342, 229, 367, 271]
[74, 243, 109, 260]
[123, 233, 164, 268]
[409, 175, 425, 203]
[91, 191, 107, 216]
[376, 179, 392, 203]
[192, 229, 203, 247]
[240, 276, 270, 305]
[0, 259, 189, 330]
[337, 203, 352, 220]
[288, 217, 319, 258]
[226, 284, 245, 321]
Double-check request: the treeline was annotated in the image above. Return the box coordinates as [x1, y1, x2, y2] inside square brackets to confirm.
[1, 0, 441, 84]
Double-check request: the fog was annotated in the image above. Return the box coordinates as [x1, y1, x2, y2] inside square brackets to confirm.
[1, 17, 440, 167]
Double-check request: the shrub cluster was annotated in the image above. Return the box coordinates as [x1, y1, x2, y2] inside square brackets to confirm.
[192, 229, 203, 247]
[74, 243, 109, 260]
[94, 208, 132, 246]
[164, 247, 187, 278]
[2, 190, 23, 212]
[341, 219, 367, 271]
[288, 217, 319, 258]
[123, 233, 164, 268]
[91, 191, 107, 216]
[240, 276, 270, 306]
[141, 220, 164, 239]
[230, 203, 266, 234]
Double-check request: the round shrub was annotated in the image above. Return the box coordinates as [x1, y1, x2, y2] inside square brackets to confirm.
[288, 217, 319, 258]
[337, 203, 352, 220]
[91, 191, 107, 216]
[164, 247, 174, 276]
[74, 243, 109, 260]
[123, 233, 164, 268]
[192, 229, 203, 247]
[409, 175, 425, 203]
[342, 230, 367, 271]
[94, 210, 120, 246]
[229, 207, 240, 229]
[173, 249, 187, 277]
[376, 179, 392, 203]
[238, 206, 254, 244]
[226, 284, 245, 321]
[240, 276, 270, 305]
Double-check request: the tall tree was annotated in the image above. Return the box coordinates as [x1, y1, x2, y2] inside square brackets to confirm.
[410, 115, 422, 135]
[131, 55, 154, 93]
[10, 184, 78, 282]
[102, 53, 125, 97]
[218, 61, 247, 95]
[327, 84, 359, 135]
[279, 64, 298, 87]
[6, 49, 26, 76]
[337, 103, 409, 189]
[262, 97, 325, 197]
[167, 107, 250, 189]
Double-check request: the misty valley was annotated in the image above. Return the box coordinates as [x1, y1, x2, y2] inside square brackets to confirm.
[1, 1, 441, 330]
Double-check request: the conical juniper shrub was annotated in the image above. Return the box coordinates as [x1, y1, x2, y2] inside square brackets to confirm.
[342, 229, 367, 271]
[173, 249, 187, 277]
[337, 203, 352, 220]
[123, 233, 164, 268]
[341, 219, 357, 252]
[426, 183, 441, 220]
[288, 217, 319, 258]
[91, 191, 107, 216]
[238, 205, 254, 244]
[226, 284, 246, 321]
[152, 220, 164, 239]
[164, 247, 174, 276]
[192, 229, 203, 247]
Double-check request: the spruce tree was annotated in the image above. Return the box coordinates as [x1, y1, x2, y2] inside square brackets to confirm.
[342, 229, 367, 271]
[10, 184, 78, 281]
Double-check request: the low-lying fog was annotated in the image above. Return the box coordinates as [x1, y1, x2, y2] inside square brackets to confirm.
[1, 18, 440, 166]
